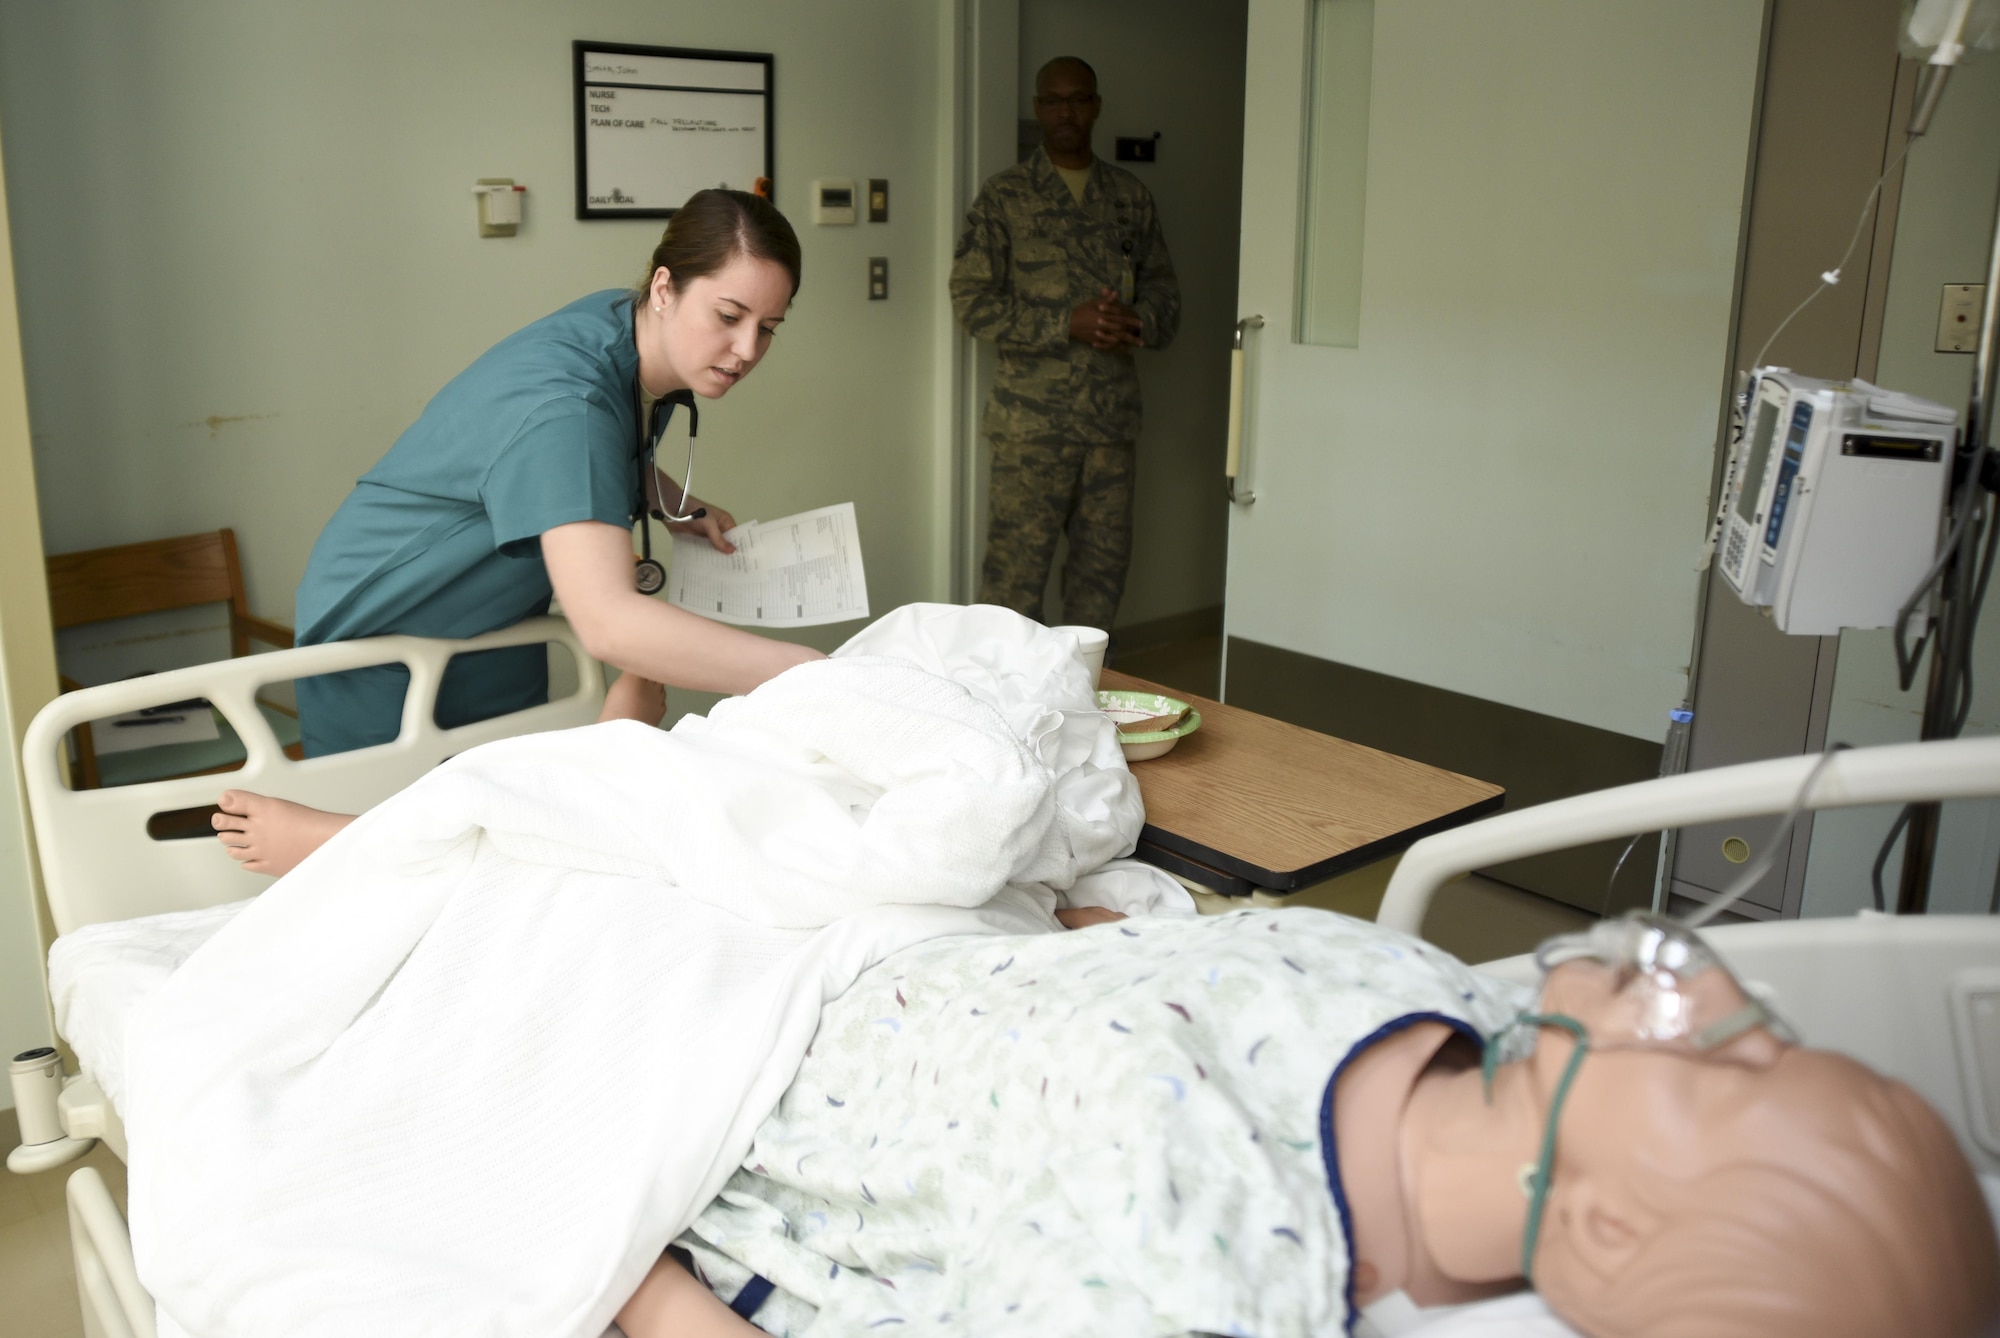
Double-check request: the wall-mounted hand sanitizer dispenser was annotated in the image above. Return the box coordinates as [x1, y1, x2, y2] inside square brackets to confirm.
[475, 179, 525, 238]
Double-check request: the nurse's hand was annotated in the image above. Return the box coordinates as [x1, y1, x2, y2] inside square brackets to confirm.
[664, 497, 737, 555]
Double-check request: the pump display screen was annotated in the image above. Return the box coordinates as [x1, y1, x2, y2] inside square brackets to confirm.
[1736, 398, 1781, 523]
[1763, 402, 1814, 549]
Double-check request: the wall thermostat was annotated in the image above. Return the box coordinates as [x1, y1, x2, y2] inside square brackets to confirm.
[812, 179, 857, 225]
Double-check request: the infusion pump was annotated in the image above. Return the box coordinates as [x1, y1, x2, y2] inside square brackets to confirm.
[1719, 369, 1958, 635]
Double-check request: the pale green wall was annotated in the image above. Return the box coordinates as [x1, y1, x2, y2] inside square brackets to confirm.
[1802, 55, 2000, 917]
[0, 0, 956, 656]
[1014, 0, 1246, 632]
[0, 118, 61, 1106]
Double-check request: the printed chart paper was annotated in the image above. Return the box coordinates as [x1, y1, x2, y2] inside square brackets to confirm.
[668, 502, 869, 628]
[93, 707, 221, 755]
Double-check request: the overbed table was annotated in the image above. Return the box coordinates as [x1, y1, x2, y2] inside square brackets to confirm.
[1100, 669, 1505, 898]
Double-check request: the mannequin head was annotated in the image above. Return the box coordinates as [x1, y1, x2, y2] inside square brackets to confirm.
[1524, 962, 1999, 1338]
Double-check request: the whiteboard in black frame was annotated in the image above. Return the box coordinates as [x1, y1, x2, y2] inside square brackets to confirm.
[573, 42, 774, 219]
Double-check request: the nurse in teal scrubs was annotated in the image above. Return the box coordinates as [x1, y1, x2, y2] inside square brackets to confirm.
[292, 189, 821, 757]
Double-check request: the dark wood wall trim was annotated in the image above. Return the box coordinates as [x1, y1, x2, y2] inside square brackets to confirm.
[1113, 604, 1224, 656]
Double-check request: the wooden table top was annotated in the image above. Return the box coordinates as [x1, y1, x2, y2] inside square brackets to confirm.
[1100, 668, 1505, 892]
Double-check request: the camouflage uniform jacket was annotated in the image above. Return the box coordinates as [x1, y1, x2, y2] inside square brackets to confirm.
[951, 148, 1180, 445]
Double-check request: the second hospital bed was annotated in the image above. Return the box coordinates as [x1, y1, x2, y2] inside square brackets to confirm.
[12, 620, 2000, 1338]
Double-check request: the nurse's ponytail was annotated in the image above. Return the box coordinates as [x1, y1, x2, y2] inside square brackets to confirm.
[636, 189, 803, 303]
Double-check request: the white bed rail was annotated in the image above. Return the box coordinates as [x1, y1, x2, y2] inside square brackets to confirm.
[23, 616, 603, 937]
[68, 1165, 153, 1338]
[1378, 735, 2000, 936]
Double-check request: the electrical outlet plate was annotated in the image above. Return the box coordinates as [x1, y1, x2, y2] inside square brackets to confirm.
[1938, 284, 1984, 353]
[1114, 135, 1159, 163]
[868, 257, 888, 301]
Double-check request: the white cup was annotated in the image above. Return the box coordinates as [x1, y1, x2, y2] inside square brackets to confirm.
[1053, 625, 1110, 690]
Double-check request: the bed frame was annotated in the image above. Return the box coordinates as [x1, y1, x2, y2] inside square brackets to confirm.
[8, 630, 1996, 1338]
[1379, 734, 2000, 1181]
[16, 618, 603, 1338]
[21, 616, 604, 940]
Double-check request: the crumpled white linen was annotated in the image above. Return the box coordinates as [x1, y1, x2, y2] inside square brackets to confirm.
[122, 606, 1182, 1338]
[836, 603, 1191, 918]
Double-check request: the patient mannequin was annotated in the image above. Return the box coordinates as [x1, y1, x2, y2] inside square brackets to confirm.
[619, 947, 1999, 1338]
[1351, 960, 1998, 1337]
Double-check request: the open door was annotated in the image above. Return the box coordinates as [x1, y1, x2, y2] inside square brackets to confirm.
[1222, 0, 1768, 912]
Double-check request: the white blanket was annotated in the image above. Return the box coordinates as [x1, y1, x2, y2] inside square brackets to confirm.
[123, 607, 1188, 1338]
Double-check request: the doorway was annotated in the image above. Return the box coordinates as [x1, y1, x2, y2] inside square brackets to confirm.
[966, 0, 1248, 694]
[1217, 0, 1769, 917]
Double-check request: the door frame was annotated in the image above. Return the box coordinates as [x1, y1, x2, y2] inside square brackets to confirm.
[941, 0, 1024, 604]
[1663, 3, 1919, 920]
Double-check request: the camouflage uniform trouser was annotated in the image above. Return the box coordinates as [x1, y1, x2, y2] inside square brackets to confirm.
[979, 438, 1135, 631]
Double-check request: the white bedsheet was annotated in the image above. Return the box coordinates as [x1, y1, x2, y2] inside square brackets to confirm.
[48, 899, 249, 1113]
[119, 609, 1188, 1338]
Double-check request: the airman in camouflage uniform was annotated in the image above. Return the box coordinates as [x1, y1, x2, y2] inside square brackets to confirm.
[951, 57, 1179, 631]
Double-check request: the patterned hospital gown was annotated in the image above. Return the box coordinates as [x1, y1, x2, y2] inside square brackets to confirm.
[674, 910, 1524, 1337]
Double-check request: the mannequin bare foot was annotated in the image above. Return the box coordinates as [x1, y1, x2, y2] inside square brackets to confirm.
[211, 790, 356, 877]
[601, 672, 666, 726]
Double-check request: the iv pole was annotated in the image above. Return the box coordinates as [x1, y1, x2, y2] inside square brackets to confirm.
[1892, 3, 2000, 911]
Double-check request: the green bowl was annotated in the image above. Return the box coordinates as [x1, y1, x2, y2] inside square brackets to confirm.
[1096, 690, 1203, 761]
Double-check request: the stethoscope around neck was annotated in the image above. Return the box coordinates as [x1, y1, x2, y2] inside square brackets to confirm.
[633, 386, 702, 595]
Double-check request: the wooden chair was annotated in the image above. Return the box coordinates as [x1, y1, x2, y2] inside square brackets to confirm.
[46, 529, 297, 788]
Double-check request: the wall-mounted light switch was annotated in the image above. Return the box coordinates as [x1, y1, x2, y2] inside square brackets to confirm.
[868, 179, 889, 222]
[1939, 284, 1984, 353]
[868, 257, 888, 301]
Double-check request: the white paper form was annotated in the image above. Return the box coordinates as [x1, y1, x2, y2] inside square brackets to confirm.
[667, 501, 869, 628]
[92, 706, 221, 755]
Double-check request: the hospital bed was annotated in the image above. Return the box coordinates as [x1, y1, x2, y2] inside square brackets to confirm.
[9, 620, 2000, 1338]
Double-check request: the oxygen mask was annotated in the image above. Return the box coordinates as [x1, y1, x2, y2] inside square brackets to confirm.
[1532, 911, 1793, 1057]
[1490, 913, 1792, 1280]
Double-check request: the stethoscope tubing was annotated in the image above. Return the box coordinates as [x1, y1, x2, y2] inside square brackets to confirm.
[633, 388, 702, 594]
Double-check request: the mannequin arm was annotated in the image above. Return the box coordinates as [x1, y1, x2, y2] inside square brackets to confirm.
[616, 1254, 763, 1338]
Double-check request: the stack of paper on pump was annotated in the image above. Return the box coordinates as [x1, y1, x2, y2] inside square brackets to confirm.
[668, 501, 869, 628]
[1856, 380, 1961, 424]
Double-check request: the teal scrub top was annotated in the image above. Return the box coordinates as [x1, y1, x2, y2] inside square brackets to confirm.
[295, 289, 650, 756]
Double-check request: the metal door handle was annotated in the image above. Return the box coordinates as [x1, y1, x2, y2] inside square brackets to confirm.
[1226, 315, 1264, 504]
